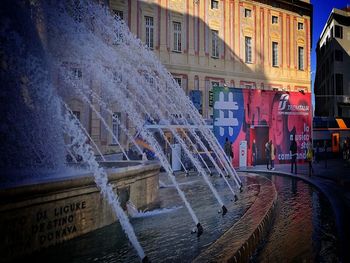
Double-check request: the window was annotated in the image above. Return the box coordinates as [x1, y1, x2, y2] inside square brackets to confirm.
[297, 22, 304, 30]
[335, 25, 343, 39]
[113, 10, 123, 20]
[114, 11, 124, 45]
[338, 106, 343, 116]
[272, 42, 278, 67]
[113, 72, 122, 84]
[244, 9, 251, 18]
[321, 64, 325, 81]
[145, 16, 154, 49]
[330, 74, 334, 94]
[73, 0, 82, 22]
[211, 30, 219, 58]
[174, 77, 182, 88]
[144, 73, 155, 90]
[72, 111, 80, 121]
[211, 0, 219, 9]
[71, 68, 82, 79]
[112, 112, 121, 144]
[149, 76, 154, 87]
[335, 50, 343, 62]
[245, 36, 252, 63]
[173, 22, 182, 52]
[69, 110, 81, 145]
[298, 47, 304, 70]
[212, 81, 219, 88]
[272, 16, 278, 24]
[336, 74, 343, 95]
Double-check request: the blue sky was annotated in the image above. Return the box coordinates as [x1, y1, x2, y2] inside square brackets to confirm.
[311, 0, 349, 93]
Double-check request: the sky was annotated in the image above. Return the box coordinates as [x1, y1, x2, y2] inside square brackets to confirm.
[311, 0, 349, 98]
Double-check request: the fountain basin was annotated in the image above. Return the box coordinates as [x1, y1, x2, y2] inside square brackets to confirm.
[17, 172, 274, 262]
[193, 173, 277, 263]
[0, 161, 160, 262]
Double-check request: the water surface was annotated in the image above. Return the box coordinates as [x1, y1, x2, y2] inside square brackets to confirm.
[25, 172, 259, 262]
[251, 174, 339, 263]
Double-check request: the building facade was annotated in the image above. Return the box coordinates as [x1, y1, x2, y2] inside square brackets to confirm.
[314, 7, 350, 117]
[110, 0, 312, 120]
[66, 0, 312, 155]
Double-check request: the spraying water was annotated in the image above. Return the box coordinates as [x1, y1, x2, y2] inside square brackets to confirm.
[61, 109, 147, 261]
[1, 0, 244, 260]
[44, 0, 218, 228]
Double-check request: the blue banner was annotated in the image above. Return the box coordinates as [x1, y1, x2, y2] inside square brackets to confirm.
[213, 87, 244, 147]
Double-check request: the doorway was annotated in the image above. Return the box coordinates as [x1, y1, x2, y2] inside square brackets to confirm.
[251, 127, 269, 165]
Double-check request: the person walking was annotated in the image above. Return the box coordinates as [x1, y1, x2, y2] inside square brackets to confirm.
[142, 150, 148, 162]
[231, 141, 235, 165]
[252, 139, 257, 166]
[265, 140, 271, 170]
[343, 139, 349, 161]
[290, 135, 297, 174]
[315, 142, 320, 163]
[324, 141, 328, 168]
[306, 138, 314, 177]
[270, 140, 275, 170]
[224, 137, 232, 161]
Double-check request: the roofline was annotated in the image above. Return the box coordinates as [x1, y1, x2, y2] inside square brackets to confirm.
[317, 7, 350, 48]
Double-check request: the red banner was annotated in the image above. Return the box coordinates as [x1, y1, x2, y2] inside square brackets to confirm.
[213, 88, 312, 166]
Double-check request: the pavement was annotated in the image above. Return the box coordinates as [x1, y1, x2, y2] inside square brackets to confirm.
[238, 158, 350, 263]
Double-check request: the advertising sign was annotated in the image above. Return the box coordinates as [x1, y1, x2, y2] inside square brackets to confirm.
[239, 140, 247, 167]
[213, 87, 312, 166]
[189, 90, 203, 114]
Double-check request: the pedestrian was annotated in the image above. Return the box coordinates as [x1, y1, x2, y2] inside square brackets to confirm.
[270, 140, 275, 170]
[265, 140, 271, 170]
[306, 138, 314, 176]
[142, 150, 148, 162]
[224, 137, 232, 161]
[290, 135, 297, 174]
[252, 139, 257, 166]
[135, 151, 141, 160]
[231, 141, 235, 164]
[324, 141, 328, 168]
[343, 139, 348, 160]
[315, 142, 320, 163]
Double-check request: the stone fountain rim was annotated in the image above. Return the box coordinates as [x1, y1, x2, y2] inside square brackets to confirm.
[0, 161, 160, 207]
[196, 169, 343, 263]
[193, 172, 278, 263]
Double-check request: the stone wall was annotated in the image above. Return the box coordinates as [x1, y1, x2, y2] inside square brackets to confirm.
[0, 162, 160, 262]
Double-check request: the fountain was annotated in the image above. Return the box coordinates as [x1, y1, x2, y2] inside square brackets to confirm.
[0, 1, 244, 262]
[40, 0, 245, 231]
[1, 1, 339, 262]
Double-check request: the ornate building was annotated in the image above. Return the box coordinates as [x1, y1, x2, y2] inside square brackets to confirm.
[65, 0, 312, 155]
[110, 0, 312, 119]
